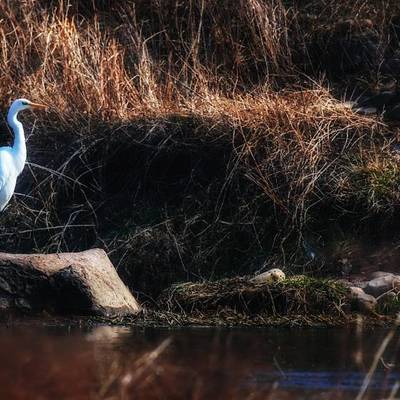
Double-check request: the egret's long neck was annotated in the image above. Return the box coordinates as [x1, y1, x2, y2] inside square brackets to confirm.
[7, 109, 27, 173]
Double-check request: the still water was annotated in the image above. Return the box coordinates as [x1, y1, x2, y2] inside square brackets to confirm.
[0, 319, 398, 399]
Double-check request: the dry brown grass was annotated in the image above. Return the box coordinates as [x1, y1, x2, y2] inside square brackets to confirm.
[0, 0, 399, 294]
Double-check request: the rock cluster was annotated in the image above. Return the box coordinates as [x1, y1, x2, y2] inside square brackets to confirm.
[347, 271, 400, 313]
[250, 268, 398, 315]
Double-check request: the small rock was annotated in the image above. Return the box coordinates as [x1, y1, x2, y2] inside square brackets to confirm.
[370, 271, 394, 280]
[251, 268, 285, 284]
[349, 286, 377, 313]
[364, 275, 400, 297]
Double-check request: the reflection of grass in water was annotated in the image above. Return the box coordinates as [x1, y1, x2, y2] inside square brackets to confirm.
[355, 315, 400, 400]
[94, 335, 276, 399]
[91, 320, 400, 400]
[97, 337, 174, 399]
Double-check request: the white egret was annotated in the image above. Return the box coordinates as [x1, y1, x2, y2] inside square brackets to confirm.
[0, 98, 47, 211]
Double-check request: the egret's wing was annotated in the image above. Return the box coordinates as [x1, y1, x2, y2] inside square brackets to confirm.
[0, 149, 13, 193]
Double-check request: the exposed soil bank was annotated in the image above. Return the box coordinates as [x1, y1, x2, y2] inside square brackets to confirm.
[3, 1, 400, 312]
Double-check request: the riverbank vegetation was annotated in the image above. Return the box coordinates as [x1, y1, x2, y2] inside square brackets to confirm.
[136, 276, 399, 327]
[1, 0, 400, 305]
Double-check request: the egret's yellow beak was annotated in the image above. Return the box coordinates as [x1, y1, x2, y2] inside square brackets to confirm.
[29, 102, 48, 110]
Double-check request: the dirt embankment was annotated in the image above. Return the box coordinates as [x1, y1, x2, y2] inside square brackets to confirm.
[1, 1, 400, 309]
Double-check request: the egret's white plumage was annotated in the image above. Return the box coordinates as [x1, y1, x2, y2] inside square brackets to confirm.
[0, 99, 46, 212]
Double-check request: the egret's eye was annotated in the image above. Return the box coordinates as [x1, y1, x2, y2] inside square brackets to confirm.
[21, 101, 28, 106]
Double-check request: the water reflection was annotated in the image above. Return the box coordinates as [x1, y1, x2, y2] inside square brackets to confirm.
[0, 320, 397, 399]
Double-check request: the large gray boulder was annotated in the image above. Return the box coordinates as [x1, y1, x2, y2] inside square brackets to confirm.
[0, 249, 141, 317]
